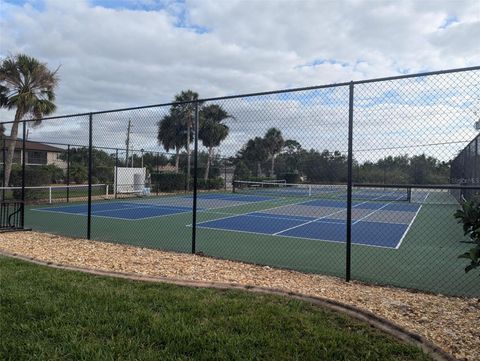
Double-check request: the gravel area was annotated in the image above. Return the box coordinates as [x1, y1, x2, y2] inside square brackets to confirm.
[1, 231, 478, 361]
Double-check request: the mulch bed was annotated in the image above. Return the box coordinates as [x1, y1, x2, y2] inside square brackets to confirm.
[1, 231, 478, 361]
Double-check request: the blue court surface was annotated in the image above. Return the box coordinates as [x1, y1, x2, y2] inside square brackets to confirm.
[31, 193, 270, 220]
[196, 198, 422, 249]
[33, 202, 199, 220]
[33, 192, 422, 248]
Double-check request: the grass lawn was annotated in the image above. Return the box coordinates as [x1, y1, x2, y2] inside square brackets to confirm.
[0, 256, 431, 361]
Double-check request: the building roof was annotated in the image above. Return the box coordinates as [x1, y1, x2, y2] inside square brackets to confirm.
[2, 137, 65, 153]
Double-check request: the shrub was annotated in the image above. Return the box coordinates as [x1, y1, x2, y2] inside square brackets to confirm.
[10, 165, 51, 187]
[454, 201, 480, 274]
[277, 172, 300, 184]
[11, 165, 52, 201]
[151, 172, 186, 192]
[94, 165, 113, 184]
[43, 164, 65, 184]
[193, 177, 224, 190]
[233, 161, 251, 180]
[69, 164, 88, 184]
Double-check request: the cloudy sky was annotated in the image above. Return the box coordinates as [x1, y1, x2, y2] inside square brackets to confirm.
[0, 0, 479, 161]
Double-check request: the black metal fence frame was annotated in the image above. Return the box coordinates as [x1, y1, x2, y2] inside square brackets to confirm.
[3, 65, 480, 281]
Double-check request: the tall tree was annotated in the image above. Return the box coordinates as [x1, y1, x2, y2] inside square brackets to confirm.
[171, 90, 202, 183]
[276, 139, 304, 173]
[239, 137, 269, 177]
[157, 113, 188, 173]
[263, 128, 284, 177]
[0, 54, 59, 186]
[199, 104, 231, 180]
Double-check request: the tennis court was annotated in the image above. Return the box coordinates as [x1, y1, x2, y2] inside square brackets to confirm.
[32, 193, 272, 220]
[35, 182, 421, 249]
[19, 180, 477, 298]
[195, 198, 420, 249]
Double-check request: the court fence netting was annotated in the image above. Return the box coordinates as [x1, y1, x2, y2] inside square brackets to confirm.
[1, 66, 480, 298]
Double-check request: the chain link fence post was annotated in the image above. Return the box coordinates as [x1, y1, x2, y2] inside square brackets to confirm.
[346, 81, 354, 282]
[21, 120, 26, 228]
[66, 144, 70, 202]
[191, 101, 200, 254]
[87, 113, 93, 240]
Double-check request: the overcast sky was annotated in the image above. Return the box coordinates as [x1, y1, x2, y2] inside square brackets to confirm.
[0, 0, 479, 161]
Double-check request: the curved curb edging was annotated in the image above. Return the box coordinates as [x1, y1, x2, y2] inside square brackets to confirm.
[0, 249, 457, 361]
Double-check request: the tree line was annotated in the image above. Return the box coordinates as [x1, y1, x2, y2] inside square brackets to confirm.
[233, 128, 450, 185]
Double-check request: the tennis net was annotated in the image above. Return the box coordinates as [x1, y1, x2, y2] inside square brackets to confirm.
[233, 180, 412, 202]
[0, 184, 109, 204]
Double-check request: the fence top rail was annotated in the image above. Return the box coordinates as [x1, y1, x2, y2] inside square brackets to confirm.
[0, 138, 182, 156]
[354, 183, 480, 190]
[0, 65, 478, 126]
[0, 183, 106, 190]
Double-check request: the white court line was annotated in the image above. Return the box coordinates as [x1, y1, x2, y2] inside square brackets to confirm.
[272, 197, 383, 236]
[32, 203, 190, 215]
[195, 192, 391, 233]
[195, 224, 398, 250]
[194, 196, 318, 226]
[31, 194, 284, 221]
[395, 192, 429, 249]
[201, 212, 317, 223]
[395, 204, 423, 249]
[272, 208, 347, 235]
[351, 194, 404, 225]
[31, 206, 195, 221]
[195, 190, 420, 249]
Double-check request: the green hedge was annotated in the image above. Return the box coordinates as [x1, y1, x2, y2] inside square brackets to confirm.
[10, 165, 57, 201]
[151, 173, 187, 192]
[191, 177, 224, 190]
[151, 173, 224, 192]
[276, 173, 300, 184]
[242, 177, 280, 183]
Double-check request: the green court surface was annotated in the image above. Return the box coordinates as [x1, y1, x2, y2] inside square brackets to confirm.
[23, 190, 479, 298]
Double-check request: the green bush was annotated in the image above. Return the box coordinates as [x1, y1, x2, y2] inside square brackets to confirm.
[69, 164, 87, 184]
[11, 165, 52, 201]
[43, 164, 65, 184]
[193, 177, 224, 190]
[277, 172, 300, 184]
[151, 172, 186, 192]
[454, 201, 480, 274]
[94, 165, 113, 184]
[242, 176, 280, 183]
[233, 161, 251, 180]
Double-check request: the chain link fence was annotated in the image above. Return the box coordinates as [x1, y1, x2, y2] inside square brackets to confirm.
[1, 66, 479, 297]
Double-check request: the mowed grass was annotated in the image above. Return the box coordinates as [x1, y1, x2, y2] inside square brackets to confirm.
[0, 256, 431, 361]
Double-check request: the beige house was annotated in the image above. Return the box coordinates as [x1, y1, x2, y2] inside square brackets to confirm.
[1, 137, 67, 169]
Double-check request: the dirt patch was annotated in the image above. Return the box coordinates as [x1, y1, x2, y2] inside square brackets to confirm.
[1, 231, 478, 361]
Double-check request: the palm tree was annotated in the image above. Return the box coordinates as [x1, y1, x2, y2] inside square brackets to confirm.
[199, 104, 232, 180]
[0, 54, 59, 186]
[171, 90, 202, 183]
[157, 113, 188, 173]
[264, 128, 284, 177]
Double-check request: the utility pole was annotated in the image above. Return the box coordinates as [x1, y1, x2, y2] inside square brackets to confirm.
[125, 119, 131, 167]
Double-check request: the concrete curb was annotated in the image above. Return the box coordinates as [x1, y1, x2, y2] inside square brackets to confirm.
[0, 249, 457, 361]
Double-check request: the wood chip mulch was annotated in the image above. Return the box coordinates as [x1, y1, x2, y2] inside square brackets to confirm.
[0, 231, 478, 361]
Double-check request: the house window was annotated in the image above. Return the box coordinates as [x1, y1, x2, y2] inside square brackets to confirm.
[27, 151, 47, 165]
[12, 150, 21, 164]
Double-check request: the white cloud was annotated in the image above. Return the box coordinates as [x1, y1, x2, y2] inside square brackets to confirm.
[0, 0, 479, 162]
